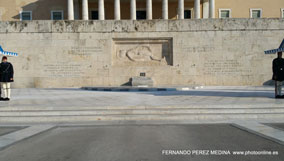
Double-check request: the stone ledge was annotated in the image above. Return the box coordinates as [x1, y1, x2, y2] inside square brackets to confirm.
[0, 19, 283, 33]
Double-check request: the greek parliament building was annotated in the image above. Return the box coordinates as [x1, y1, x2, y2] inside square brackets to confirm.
[0, 0, 284, 88]
[0, 0, 284, 20]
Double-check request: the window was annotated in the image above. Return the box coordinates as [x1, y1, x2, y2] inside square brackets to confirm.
[282, 9, 284, 18]
[219, 9, 231, 18]
[184, 9, 192, 19]
[51, 11, 63, 20]
[20, 11, 32, 20]
[91, 10, 98, 20]
[136, 10, 146, 20]
[250, 9, 262, 18]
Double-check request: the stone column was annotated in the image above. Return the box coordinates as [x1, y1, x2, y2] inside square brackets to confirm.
[130, 0, 136, 20]
[68, 0, 74, 20]
[202, 0, 209, 18]
[178, 0, 184, 19]
[162, 0, 168, 19]
[209, 0, 215, 18]
[114, 0, 121, 20]
[146, 0, 152, 20]
[82, 0, 89, 20]
[98, 0, 105, 20]
[194, 0, 200, 19]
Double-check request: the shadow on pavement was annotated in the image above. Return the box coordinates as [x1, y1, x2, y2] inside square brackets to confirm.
[142, 90, 276, 99]
[37, 87, 279, 99]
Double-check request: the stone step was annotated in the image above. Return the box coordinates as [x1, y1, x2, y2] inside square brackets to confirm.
[0, 108, 284, 116]
[1, 104, 283, 111]
[0, 113, 284, 123]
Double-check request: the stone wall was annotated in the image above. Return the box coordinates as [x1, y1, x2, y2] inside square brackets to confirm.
[0, 19, 283, 88]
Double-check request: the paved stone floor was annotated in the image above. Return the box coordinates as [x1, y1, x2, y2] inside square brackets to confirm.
[0, 127, 22, 136]
[0, 124, 283, 161]
[0, 86, 284, 110]
[267, 123, 284, 130]
[0, 86, 283, 160]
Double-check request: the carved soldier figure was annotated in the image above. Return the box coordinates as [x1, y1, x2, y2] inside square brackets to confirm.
[125, 46, 161, 62]
[117, 46, 168, 65]
[272, 52, 284, 98]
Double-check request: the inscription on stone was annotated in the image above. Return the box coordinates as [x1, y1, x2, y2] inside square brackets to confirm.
[182, 45, 215, 53]
[140, 72, 146, 77]
[69, 47, 102, 56]
[204, 60, 251, 75]
[43, 63, 84, 77]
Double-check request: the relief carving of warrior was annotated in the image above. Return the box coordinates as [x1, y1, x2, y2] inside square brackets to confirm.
[117, 46, 166, 63]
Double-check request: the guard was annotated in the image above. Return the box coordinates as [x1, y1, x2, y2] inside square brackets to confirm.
[0, 46, 18, 101]
[272, 52, 284, 98]
[0, 56, 14, 101]
[265, 39, 284, 99]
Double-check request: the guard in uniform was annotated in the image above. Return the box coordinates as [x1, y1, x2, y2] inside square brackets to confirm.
[0, 60, 2, 101]
[0, 56, 14, 101]
[272, 52, 284, 98]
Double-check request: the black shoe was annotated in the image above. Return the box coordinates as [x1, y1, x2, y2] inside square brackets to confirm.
[3, 98, 10, 101]
[281, 95, 284, 98]
[0, 97, 4, 101]
[275, 95, 281, 99]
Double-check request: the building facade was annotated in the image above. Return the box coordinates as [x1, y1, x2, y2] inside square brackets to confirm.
[0, 0, 284, 21]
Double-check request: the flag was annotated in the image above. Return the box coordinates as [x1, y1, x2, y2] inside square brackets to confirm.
[0, 46, 18, 57]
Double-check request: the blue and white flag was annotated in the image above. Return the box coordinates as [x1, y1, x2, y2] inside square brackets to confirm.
[0, 46, 18, 57]
[265, 39, 284, 54]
